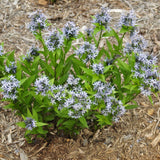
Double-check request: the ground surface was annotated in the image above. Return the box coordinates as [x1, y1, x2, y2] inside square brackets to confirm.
[0, 0, 160, 159]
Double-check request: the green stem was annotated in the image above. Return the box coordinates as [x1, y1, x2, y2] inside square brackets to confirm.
[54, 53, 57, 83]
[97, 25, 103, 48]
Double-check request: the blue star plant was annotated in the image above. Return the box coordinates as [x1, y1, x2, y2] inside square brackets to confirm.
[0, 8, 159, 142]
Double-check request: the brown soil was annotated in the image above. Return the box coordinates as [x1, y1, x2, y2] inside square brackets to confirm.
[0, 0, 160, 160]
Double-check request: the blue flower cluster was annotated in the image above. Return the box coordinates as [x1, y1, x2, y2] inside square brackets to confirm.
[67, 74, 80, 86]
[85, 28, 94, 37]
[92, 7, 111, 29]
[34, 76, 50, 96]
[5, 61, 17, 74]
[24, 117, 37, 130]
[123, 34, 147, 55]
[29, 47, 39, 56]
[93, 81, 125, 121]
[34, 74, 92, 119]
[66, 88, 92, 119]
[28, 10, 48, 32]
[132, 53, 160, 95]
[24, 47, 39, 62]
[45, 30, 64, 52]
[118, 10, 136, 28]
[92, 63, 104, 74]
[0, 45, 4, 56]
[75, 42, 98, 63]
[52, 75, 92, 119]
[63, 21, 79, 39]
[48, 74, 80, 107]
[49, 84, 66, 105]
[1, 75, 20, 100]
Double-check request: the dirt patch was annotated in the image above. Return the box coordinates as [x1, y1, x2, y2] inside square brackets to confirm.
[0, 0, 160, 160]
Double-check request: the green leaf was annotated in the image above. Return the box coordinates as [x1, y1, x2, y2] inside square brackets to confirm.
[22, 75, 35, 90]
[111, 28, 120, 42]
[125, 104, 138, 109]
[117, 59, 130, 73]
[104, 65, 112, 73]
[40, 59, 55, 77]
[128, 52, 135, 69]
[148, 95, 153, 105]
[57, 119, 64, 126]
[72, 57, 85, 75]
[7, 51, 15, 61]
[113, 67, 121, 88]
[96, 48, 105, 60]
[32, 108, 38, 121]
[106, 39, 113, 57]
[64, 40, 72, 53]
[56, 60, 64, 78]
[81, 67, 95, 76]
[96, 114, 112, 126]
[93, 36, 98, 45]
[36, 122, 48, 127]
[57, 108, 69, 118]
[27, 108, 33, 118]
[84, 81, 92, 91]
[21, 64, 31, 75]
[58, 73, 68, 84]
[3, 103, 15, 109]
[119, 25, 134, 34]
[16, 61, 21, 80]
[63, 60, 72, 74]
[32, 56, 40, 69]
[44, 114, 55, 122]
[72, 63, 81, 75]
[78, 75, 91, 82]
[36, 127, 48, 134]
[65, 54, 75, 64]
[92, 75, 100, 83]
[63, 120, 76, 129]
[71, 57, 85, 67]
[16, 122, 26, 128]
[79, 117, 88, 128]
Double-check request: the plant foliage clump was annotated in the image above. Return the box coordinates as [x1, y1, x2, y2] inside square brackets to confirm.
[0, 8, 159, 141]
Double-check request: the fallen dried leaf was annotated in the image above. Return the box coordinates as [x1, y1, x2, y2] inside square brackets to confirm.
[147, 109, 154, 116]
[145, 132, 154, 140]
[38, 0, 47, 5]
[7, 132, 12, 144]
[28, 142, 47, 157]
[78, 148, 85, 154]
[20, 148, 28, 160]
[154, 102, 160, 108]
[151, 133, 160, 147]
[140, 102, 149, 107]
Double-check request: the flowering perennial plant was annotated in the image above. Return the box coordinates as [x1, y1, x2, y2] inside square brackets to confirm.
[28, 10, 48, 32]
[1, 75, 20, 100]
[118, 10, 136, 28]
[34, 76, 50, 96]
[0, 45, 4, 56]
[75, 41, 99, 63]
[29, 47, 40, 57]
[63, 21, 79, 39]
[24, 117, 37, 130]
[45, 30, 64, 51]
[92, 63, 104, 74]
[123, 34, 147, 55]
[85, 28, 94, 37]
[5, 61, 17, 74]
[132, 53, 160, 95]
[93, 7, 111, 30]
[0, 8, 159, 141]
